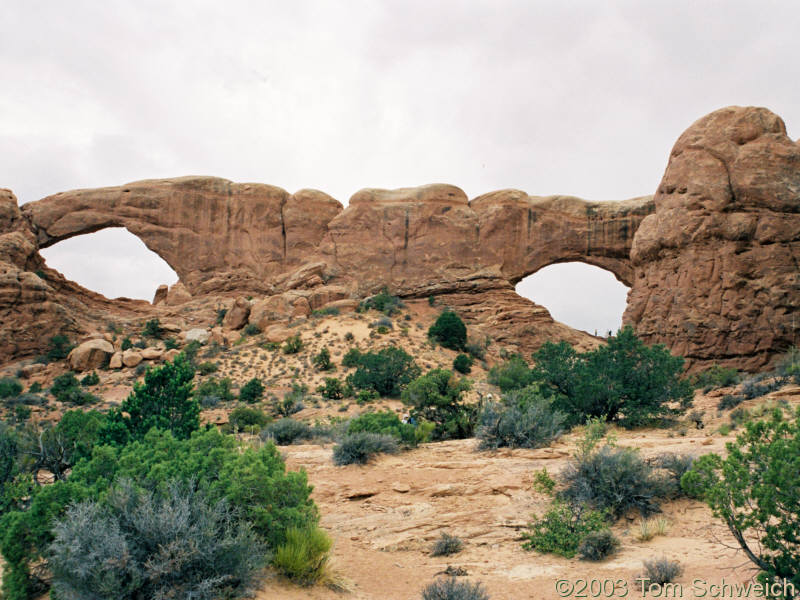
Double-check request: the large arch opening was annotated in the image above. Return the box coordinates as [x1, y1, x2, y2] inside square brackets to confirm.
[39, 228, 178, 301]
[516, 262, 630, 336]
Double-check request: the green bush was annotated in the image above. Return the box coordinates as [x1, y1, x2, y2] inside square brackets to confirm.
[46, 335, 74, 362]
[273, 525, 332, 586]
[717, 393, 744, 410]
[49, 480, 266, 600]
[195, 376, 234, 407]
[639, 557, 682, 587]
[740, 374, 783, 400]
[681, 406, 800, 590]
[577, 529, 620, 561]
[360, 289, 403, 316]
[652, 453, 695, 498]
[79, 372, 99, 387]
[522, 501, 607, 558]
[0, 378, 22, 399]
[141, 318, 163, 339]
[428, 310, 467, 351]
[346, 410, 422, 446]
[467, 340, 488, 359]
[229, 405, 271, 430]
[67, 427, 317, 549]
[243, 323, 261, 336]
[164, 337, 179, 350]
[49, 372, 97, 406]
[477, 389, 566, 450]
[356, 388, 378, 404]
[776, 346, 800, 383]
[453, 353, 473, 374]
[422, 577, 489, 600]
[18, 410, 106, 481]
[312, 347, 333, 371]
[487, 354, 534, 392]
[0, 422, 20, 511]
[282, 334, 303, 354]
[342, 347, 363, 368]
[431, 532, 463, 556]
[239, 377, 264, 403]
[532, 327, 693, 428]
[312, 306, 340, 317]
[401, 369, 474, 440]
[120, 336, 133, 351]
[692, 364, 740, 390]
[560, 444, 671, 519]
[263, 418, 313, 445]
[100, 353, 198, 444]
[347, 346, 420, 397]
[317, 377, 344, 400]
[332, 432, 399, 466]
[197, 360, 218, 375]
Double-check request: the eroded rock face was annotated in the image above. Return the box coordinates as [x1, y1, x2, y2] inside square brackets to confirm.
[624, 106, 800, 370]
[1, 106, 797, 370]
[23, 178, 343, 295]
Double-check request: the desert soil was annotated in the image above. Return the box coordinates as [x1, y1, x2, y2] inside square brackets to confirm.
[255, 385, 800, 600]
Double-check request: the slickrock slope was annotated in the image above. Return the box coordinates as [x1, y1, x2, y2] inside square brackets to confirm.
[624, 106, 800, 371]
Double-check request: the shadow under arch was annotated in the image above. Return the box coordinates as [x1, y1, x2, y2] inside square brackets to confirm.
[515, 261, 630, 337]
[39, 227, 178, 301]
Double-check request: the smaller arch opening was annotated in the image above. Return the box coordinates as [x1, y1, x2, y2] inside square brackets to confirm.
[39, 228, 178, 301]
[516, 262, 630, 336]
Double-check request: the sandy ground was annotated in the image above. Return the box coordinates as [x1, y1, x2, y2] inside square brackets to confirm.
[254, 386, 799, 600]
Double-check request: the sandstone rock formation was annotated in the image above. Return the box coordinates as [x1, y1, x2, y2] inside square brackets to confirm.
[1, 106, 796, 370]
[68, 339, 114, 372]
[624, 106, 800, 370]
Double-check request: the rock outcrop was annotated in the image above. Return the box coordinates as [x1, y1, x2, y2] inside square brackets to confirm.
[624, 107, 800, 370]
[1, 106, 797, 370]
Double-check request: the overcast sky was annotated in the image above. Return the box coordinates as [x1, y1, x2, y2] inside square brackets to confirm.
[3, 1, 798, 334]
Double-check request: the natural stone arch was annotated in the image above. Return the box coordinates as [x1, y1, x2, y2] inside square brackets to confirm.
[39, 226, 179, 301]
[22, 177, 343, 295]
[515, 261, 630, 336]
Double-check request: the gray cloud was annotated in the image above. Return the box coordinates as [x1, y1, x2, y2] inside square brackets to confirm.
[5, 1, 799, 333]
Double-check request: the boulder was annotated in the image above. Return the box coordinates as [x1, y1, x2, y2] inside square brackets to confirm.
[141, 347, 163, 360]
[264, 324, 293, 343]
[183, 328, 210, 344]
[122, 350, 143, 368]
[165, 282, 192, 305]
[68, 339, 114, 372]
[163, 349, 181, 362]
[223, 296, 251, 330]
[19, 363, 45, 378]
[152, 284, 168, 305]
[109, 352, 123, 369]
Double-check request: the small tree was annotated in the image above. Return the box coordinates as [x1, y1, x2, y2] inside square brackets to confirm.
[487, 354, 534, 391]
[682, 407, 800, 591]
[239, 378, 264, 403]
[317, 377, 344, 400]
[453, 353, 473, 374]
[282, 335, 303, 355]
[312, 347, 333, 371]
[532, 328, 692, 428]
[401, 369, 473, 440]
[103, 354, 198, 444]
[141, 318, 163, 339]
[428, 310, 467, 351]
[46, 335, 74, 362]
[346, 347, 420, 397]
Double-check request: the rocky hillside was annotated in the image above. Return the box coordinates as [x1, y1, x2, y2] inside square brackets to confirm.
[1, 106, 798, 372]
